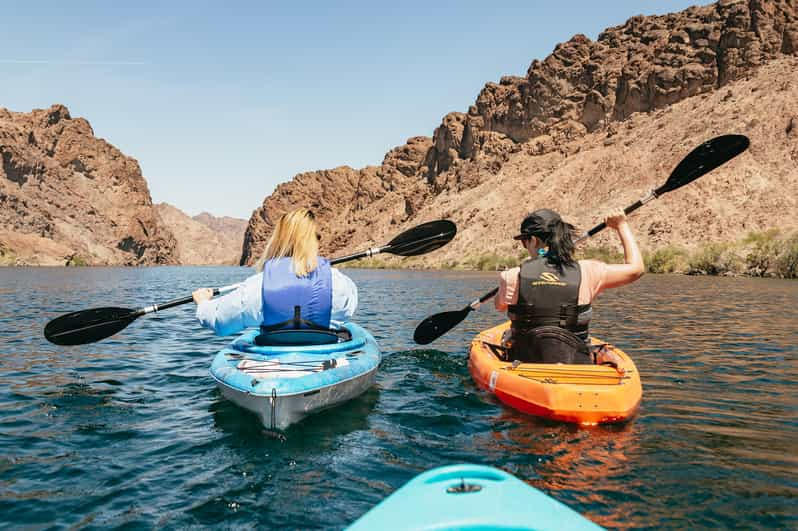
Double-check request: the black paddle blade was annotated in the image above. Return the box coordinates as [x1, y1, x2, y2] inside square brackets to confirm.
[385, 220, 457, 257]
[44, 307, 137, 346]
[658, 134, 749, 195]
[413, 307, 471, 345]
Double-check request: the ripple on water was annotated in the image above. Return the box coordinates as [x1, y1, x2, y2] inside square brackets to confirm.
[0, 268, 796, 529]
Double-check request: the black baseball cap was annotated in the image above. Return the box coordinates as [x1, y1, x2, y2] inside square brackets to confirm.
[512, 209, 562, 240]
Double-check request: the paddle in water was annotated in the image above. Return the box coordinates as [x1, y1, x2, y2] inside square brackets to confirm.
[413, 134, 750, 345]
[45, 219, 457, 346]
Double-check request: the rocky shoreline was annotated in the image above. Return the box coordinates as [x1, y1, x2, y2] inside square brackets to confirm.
[338, 228, 798, 279]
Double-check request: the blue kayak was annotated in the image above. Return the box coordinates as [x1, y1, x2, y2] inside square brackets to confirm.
[209, 322, 380, 430]
[347, 464, 604, 531]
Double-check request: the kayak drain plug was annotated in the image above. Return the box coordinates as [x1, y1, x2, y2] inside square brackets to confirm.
[447, 478, 482, 494]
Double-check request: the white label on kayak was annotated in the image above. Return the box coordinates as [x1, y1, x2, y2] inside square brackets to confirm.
[489, 371, 498, 391]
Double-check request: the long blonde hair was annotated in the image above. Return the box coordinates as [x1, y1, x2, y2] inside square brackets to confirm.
[255, 208, 320, 277]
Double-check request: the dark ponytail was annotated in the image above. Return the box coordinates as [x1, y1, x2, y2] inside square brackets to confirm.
[543, 219, 577, 269]
[515, 209, 578, 270]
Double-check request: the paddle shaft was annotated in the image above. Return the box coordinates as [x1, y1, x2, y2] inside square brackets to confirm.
[46, 219, 457, 346]
[466, 287, 500, 311]
[133, 231, 449, 316]
[134, 284, 238, 317]
[331, 228, 455, 262]
[465, 188, 654, 310]
[583, 190, 656, 239]
[132, 252, 373, 318]
[330, 247, 386, 264]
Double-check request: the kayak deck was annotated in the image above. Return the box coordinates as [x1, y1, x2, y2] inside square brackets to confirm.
[210, 322, 380, 430]
[347, 464, 604, 530]
[469, 322, 642, 425]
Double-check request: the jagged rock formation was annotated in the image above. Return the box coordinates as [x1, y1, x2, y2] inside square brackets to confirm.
[240, 0, 798, 266]
[155, 204, 247, 265]
[240, 137, 433, 264]
[0, 105, 178, 266]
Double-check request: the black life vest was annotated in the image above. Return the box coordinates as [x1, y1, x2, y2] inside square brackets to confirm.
[507, 257, 592, 364]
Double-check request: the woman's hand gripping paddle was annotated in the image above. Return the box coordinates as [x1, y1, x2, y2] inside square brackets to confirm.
[413, 135, 750, 345]
[45, 220, 457, 346]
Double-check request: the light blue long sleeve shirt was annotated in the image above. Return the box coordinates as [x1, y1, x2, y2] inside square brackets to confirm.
[196, 268, 358, 336]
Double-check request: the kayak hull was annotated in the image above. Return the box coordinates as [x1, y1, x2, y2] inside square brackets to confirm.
[347, 464, 604, 530]
[469, 322, 642, 425]
[210, 322, 380, 430]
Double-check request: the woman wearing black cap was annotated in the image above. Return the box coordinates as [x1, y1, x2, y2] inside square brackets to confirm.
[495, 208, 644, 365]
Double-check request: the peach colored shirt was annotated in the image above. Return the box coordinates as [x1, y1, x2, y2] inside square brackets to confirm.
[495, 259, 609, 312]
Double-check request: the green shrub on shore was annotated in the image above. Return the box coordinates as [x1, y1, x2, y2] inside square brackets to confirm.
[0, 246, 17, 266]
[577, 246, 624, 263]
[338, 257, 393, 269]
[687, 242, 742, 276]
[775, 233, 798, 279]
[337, 229, 798, 278]
[464, 252, 519, 271]
[646, 246, 689, 274]
[65, 254, 89, 267]
[743, 229, 781, 277]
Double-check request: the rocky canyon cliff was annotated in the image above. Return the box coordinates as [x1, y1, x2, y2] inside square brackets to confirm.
[0, 105, 247, 266]
[0, 105, 177, 266]
[241, 0, 798, 267]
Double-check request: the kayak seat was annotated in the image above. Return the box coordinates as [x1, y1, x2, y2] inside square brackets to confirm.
[255, 305, 353, 346]
[254, 327, 352, 347]
[509, 325, 592, 364]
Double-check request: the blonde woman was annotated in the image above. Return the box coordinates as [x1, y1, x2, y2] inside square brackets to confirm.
[193, 209, 357, 336]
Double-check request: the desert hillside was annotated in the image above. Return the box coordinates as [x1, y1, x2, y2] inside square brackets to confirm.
[240, 0, 798, 268]
[155, 204, 247, 265]
[193, 212, 248, 244]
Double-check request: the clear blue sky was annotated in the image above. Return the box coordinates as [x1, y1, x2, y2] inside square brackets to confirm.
[2, 1, 702, 219]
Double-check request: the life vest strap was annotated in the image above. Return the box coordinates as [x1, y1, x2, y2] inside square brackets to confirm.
[255, 306, 352, 346]
[260, 305, 332, 332]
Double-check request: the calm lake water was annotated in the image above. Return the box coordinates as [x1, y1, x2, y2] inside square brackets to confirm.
[0, 267, 796, 529]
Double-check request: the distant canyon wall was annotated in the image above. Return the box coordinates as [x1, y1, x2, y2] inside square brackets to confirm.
[155, 204, 247, 266]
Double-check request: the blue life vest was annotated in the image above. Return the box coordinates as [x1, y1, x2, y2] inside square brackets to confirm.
[261, 257, 333, 329]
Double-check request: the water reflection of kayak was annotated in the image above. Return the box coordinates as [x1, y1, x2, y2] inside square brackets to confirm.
[347, 464, 604, 530]
[209, 322, 381, 430]
[469, 322, 642, 425]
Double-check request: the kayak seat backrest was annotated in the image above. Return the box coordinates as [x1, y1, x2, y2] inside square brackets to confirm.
[254, 327, 352, 347]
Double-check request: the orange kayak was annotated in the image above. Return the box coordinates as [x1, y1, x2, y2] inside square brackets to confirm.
[468, 322, 642, 425]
